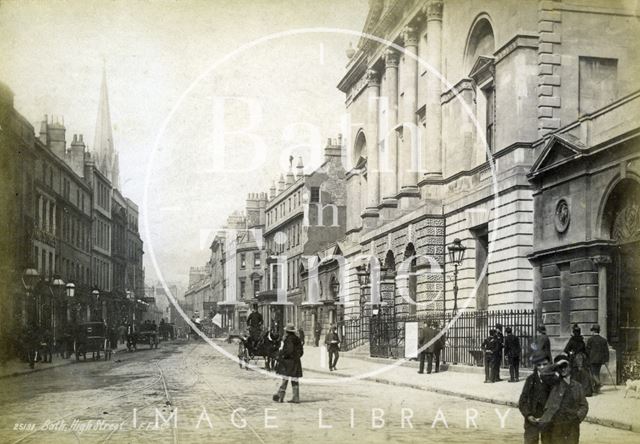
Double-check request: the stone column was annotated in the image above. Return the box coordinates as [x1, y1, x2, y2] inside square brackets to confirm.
[380, 50, 399, 210]
[593, 256, 611, 338]
[362, 69, 381, 226]
[398, 26, 420, 209]
[424, 0, 443, 179]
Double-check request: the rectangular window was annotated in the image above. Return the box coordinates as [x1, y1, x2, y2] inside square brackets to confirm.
[579, 57, 617, 114]
[240, 280, 246, 299]
[472, 225, 489, 311]
[483, 85, 495, 157]
[240, 253, 246, 268]
[310, 187, 320, 203]
[253, 253, 260, 268]
[253, 279, 261, 297]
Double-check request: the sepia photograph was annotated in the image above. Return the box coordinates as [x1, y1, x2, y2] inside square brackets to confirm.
[0, 0, 639, 443]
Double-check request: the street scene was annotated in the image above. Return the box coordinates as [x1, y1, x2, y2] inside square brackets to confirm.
[1, 0, 640, 443]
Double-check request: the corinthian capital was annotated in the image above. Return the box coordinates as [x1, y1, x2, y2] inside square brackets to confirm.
[425, 0, 443, 20]
[402, 26, 419, 47]
[385, 49, 399, 68]
[366, 68, 380, 87]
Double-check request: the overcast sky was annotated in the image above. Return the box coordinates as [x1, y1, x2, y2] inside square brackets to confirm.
[0, 0, 368, 287]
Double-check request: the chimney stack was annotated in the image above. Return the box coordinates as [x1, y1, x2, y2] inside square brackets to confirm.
[324, 133, 343, 162]
[296, 156, 304, 179]
[68, 133, 86, 177]
[47, 116, 66, 159]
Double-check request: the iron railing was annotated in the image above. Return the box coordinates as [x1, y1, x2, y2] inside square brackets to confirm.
[368, 309, 537, 367]
[338, 317, 368, 351]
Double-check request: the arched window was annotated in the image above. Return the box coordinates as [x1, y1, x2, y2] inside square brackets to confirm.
[403, 243, 417, 315]
[464, 17, 495, 72]
[465, 16, 496, 156]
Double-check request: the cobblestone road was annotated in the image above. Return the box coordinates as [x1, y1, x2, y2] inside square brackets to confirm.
[0, 340, 636, 443]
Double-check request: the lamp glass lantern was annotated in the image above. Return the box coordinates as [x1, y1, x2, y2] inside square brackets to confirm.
[356, 265, 369, 286]
[447, 238, 466, 266]
[66, 282, 76, 298]
[22, 267, 40, 292]
[51, 276, 65, 298]
[330, 279, 340, 299]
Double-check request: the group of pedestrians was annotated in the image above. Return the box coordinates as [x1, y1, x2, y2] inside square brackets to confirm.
[515, 322, 611, 443]
[482, 323, 511, 382]
[518, 350, 589, 443]
[417, 320, 445, 374]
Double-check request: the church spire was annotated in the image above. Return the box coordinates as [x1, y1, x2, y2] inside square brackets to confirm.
[93, 63, 119, 188]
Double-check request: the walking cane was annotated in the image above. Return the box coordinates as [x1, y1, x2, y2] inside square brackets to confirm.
[604, 364, 618, 389]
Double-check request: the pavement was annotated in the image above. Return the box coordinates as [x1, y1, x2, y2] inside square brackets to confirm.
[299, 343, 640, 433]
[0, 344, 129, 379]
[3, 339, 639, 435]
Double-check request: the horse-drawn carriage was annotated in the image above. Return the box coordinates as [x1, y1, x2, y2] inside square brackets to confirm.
[126, 323, 159, 351]
[137, 325, 159, 349]
[237, 326, 282, 371]
[74, 322, 111, 361]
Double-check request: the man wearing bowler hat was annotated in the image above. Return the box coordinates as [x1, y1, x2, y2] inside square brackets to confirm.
[586, 324, 609, 394]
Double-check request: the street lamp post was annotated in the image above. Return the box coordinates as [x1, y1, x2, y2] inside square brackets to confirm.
[65, 282, 76, 324]
[50, 276, 65, 345]
[447, 238, 466, 313]
[91, 287, 100, 321]
[21, 267, 40, 326]
[356, 265, 370, 316]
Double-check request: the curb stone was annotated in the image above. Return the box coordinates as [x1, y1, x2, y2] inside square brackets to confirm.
[304, 367, 636, 433]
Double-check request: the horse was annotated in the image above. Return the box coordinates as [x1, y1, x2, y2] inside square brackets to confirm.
[238, 324, 282, 371]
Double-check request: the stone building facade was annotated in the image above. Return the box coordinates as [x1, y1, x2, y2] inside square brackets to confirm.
[0, 70, 146, 358]
[529, 92, 640, 380]
[335, 0, 639, 333]
[259, 138, 347, 334]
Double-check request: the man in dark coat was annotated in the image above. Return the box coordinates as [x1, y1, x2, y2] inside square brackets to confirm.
[273, 323, 304, 403]
[432, 321, 445, 373]
[564, 324, 592, 397]
[504, 326, 521, 382]
[518, 350, 552, 444]
[325, 324, 340, 371]
[586, 324, 609, 394]
[314, 322, 322, 347]
[537, 355, 589, 444]
[535, 325, 552, 363]
[418, 321, 436, 374]
[246, 304, 263, 348]
[492, 323, 504, 382]
[482, 329, 496, 383]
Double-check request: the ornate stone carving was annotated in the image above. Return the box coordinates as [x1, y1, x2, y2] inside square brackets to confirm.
[554, 198, 570, 233]
[402, 26, 419, 47]
[425, 0, 443, 20]
[385, 49, 399, 68]
[612, 203, 640, 243]
[366, 68, 380, 87]
[592, 255, 611, 265]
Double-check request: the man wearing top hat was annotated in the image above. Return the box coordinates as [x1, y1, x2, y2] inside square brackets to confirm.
[492, 323, 504, 382]
[586, 324, 609, 394]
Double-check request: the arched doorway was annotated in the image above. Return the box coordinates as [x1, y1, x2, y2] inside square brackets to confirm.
[603, 178, 640, 381]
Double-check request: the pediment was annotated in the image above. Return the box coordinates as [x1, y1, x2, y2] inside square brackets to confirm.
[468, 56, 495, 84]
[529, 134, 587, 178]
